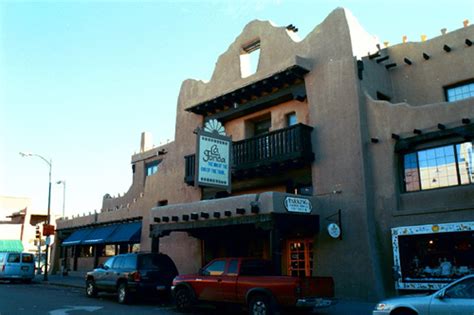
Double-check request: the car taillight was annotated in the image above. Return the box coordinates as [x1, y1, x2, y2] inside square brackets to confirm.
[1, 264, 4, 272]
[131, 271, 141, 282]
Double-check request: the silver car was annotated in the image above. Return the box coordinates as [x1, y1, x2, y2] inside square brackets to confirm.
[374, 275, 474, 315]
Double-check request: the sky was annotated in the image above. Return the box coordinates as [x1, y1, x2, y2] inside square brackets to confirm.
[1, 0, 473, 218]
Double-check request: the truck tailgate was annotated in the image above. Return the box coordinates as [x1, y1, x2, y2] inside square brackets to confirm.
[300, 277, 334, 298]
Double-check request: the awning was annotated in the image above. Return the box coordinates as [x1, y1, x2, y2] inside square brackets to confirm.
[62, 229, 94, 246]
[0, 240, 24, 252]
[82, 225, 118, 245]
[106, 222, 141, 243]
[61, 222, 142, 246]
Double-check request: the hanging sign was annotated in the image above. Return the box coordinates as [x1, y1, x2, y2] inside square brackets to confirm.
[284, 197, 312, 213]
[196, 120, 232, 191]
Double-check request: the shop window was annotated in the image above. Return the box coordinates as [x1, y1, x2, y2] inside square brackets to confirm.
[287, 239, 313, 277]
[398, 231, 474, 283]
[146, 160, 161, 176]
[79, 246, 94, 257]
[104, 244, 116, 257]
[131, 244, 140, 253]
[445, 80, 474, 102]
[286, 112, 297, 127]
[403, 141, 474, 192]
[240, 40, 260, 78]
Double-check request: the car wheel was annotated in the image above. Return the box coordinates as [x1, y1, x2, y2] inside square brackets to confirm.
[86, 279, 98, 297]
[174, 287, 194, 312]
[248, 294, 277, 315]
[392, 309, 418, 315]
[22, 278, 32, 284]
[117, 283, 131, 304]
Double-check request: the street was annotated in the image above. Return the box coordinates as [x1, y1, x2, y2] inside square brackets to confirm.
[0, 280, 375, 315]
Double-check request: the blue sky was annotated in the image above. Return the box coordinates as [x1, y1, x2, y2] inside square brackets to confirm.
[1, 0, 473, 218]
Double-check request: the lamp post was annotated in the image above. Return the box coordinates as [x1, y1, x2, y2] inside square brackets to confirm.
[56, 180, 66, 218]
[19, 152, 52, 281]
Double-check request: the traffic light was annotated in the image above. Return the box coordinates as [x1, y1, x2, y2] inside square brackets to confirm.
[35, 226, 41, 239]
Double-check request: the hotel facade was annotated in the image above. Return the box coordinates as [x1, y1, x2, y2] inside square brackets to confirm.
[53, 9, 474, 300]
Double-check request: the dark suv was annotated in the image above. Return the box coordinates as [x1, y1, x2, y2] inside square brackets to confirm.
[85, 252, 178, 304]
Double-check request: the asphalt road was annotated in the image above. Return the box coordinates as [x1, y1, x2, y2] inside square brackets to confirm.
[0, 280, 375, 315]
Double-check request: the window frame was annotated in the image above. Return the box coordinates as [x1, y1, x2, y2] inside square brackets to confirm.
[444, 79, 474, 102]
[401, 140, 474, 193]
[145, 160, 161, 177]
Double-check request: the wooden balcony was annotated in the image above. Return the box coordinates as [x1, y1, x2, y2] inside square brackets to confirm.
[184, 123, 314, 185]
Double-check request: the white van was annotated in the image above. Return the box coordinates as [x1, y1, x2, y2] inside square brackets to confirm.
[0, 252, 35, 283]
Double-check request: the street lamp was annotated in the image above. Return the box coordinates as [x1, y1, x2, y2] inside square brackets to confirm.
[56, 180, 66, 218]
[19, 152, 52, 282]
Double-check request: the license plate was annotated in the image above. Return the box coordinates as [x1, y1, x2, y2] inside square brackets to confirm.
[21, 266, 29, 271]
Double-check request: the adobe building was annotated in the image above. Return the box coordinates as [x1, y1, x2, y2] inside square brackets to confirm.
[54, 8, 474, 301]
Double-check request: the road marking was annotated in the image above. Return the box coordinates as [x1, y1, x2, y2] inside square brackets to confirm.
[49, 306, 102, 315]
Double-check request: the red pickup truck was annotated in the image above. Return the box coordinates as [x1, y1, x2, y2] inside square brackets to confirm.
[171, 257, 335, 315]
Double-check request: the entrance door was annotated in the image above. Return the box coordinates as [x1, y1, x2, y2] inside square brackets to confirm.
[287, 239, 313, 277]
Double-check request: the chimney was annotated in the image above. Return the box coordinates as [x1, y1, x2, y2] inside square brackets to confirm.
[140, 132, 153, 153]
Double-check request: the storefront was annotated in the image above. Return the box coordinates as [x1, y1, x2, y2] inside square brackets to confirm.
[60, 221, 142, 271]
[392, 221, 474, 290]
[150, 192, 320, 276]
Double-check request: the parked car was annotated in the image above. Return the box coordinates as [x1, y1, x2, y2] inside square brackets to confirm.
[373, 274, 474, 315]
[0, 252, 35, 283]
[85, 252, 178, 304]
[172, 257, 335, 315]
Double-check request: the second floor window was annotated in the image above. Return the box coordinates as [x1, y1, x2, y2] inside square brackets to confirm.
[403, 141, 474, 192]
[446, 81, 474, 102]
[146, 160, 161, 176]
[286, 112, 297, 127]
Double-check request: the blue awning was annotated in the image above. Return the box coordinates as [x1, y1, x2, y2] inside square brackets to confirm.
[82, 225, 118, 245]
[106, 222, 141, 243]
[62, 229, 94, 246]
[61, 221, 142, 246]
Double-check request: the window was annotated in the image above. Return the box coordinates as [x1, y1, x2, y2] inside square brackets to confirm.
[7, 253, 20, 263]
[445, 278, 474, 298]
[22, 253, 34, 263]
[146, 160, 161, 176]
[286, 112, 297, 127]
[240, 40, 260, 78]
[104, 257, 115, 269]
[254, 118, 271, 136]
[446, 81, 474, 102]
[403, 141, 474, 192]
[227, 259, 239, 276]
[203, 260, 226, 276]
[287, 239, 313, 277]
[104, 245, 116, 256]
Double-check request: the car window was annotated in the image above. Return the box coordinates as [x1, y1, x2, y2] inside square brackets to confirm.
[22, 254, 34, 263]
[123, 256, 136, 269]
[112, 256, 124, 269]
[104, 257, 115, 269]
[204, 260, 226, 276]
[227, 259, 239, 276]
[445, 278, 474, 299]
[7, 253, 20, 263]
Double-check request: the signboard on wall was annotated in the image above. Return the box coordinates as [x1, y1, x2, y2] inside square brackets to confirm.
[196, 125, 231, 191]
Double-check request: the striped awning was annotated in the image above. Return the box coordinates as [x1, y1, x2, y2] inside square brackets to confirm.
[0, 240, 24, 252]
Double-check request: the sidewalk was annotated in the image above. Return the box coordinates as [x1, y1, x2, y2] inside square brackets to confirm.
[34, 271, 85, 289]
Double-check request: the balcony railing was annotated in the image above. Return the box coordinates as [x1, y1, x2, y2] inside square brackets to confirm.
[184, 123, 314, 185]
